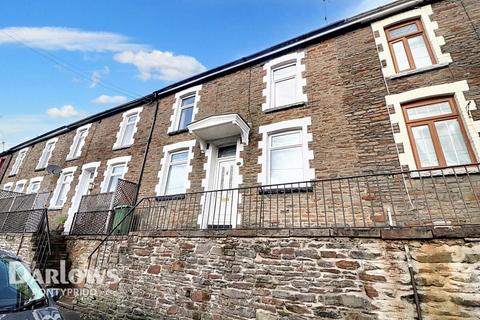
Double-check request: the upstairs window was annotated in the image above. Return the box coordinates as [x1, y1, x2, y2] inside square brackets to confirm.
[164, 150, 189, 195]
[36, 138, 57, 170]
[386, 19, 435, 73]
[67, 125, 90, 160]
[113, 108, 142, 150]
[272, 64, 297, 108]
[10, 148, 28, 176]
[268, 131, 305, 184]
[177, 95, 195, 131]
[403, 97, 476, 168]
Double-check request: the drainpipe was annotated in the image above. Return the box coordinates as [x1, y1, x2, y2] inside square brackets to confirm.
[134, 92, 160, 203]
[404, 244, 423, 320]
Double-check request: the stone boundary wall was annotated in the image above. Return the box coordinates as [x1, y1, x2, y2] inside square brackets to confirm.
[66, 234, 480, 320]
[0, 233, 35, 265]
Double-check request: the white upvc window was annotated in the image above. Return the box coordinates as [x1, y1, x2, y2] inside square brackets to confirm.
[67, 124, 91, 160]
[100, 156, 131, 193]
[268, 131, 304, 184]
[113, 108, 143, 150]
[262, 52, 307, 111]
[50, 167, 76, 209]
[10, 148, 28, 176]
[258, 117, 314, 186]
[168, 85, 202, 133]
[155, 140, 195, 196]
[14, 180, 27, 193]
[36, 138, 58, 170]
[3, 182, 13, 192]
[27, 177, 43, 194]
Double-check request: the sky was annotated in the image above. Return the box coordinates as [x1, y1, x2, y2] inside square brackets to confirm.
[0, 0, 393, 150]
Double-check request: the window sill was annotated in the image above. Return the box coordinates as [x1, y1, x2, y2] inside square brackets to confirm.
[409, 166, 479, 178]
[155, 194, 186, 201]
[263, 102, 306, 114]
[8, 174, 17, 178]
[168, 128, 189, 136]
[48, 206, 63, 210]
[387, 62, 450, 80]
[34, 167, 46, 172]
[259, 185, 313, 195]
[65, 156, 80, 162]
[112, 144, 132, 151]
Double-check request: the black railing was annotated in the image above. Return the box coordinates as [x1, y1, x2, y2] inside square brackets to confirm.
[30, 209, 51, 274]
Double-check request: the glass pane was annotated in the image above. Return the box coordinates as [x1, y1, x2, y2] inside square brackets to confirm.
[388, 23, 418, 39]
[29, 182, 40, 193]
[435, 119, 472, 166]
[412, 125, 439, 167]
[407, 102, 452, 120]
[73, 135, 86, 158]
[111, 165, 125, 176]
[126, 114, 137, 124]
[14, 183, 25, 193]
[271, 132, 301, 147]
[392, 41, 410, 71]
[181, 95, 195, 107]
[274, 77, 297, 107]
[218, 145, 237, 158]
[55, 176, 72, 206]
[270, 147, 303, 184]
[408, 35, 432, 68]
[273, 64, 296, 80]
[178, 106, 193, 130]
[165, 163, 187, 194]
[171, 151, 188, 163]
[121, 122, 135, 146]
[107, 176, 120, 193]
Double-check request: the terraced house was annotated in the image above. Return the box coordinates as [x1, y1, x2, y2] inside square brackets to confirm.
[0, 0, 479, 319]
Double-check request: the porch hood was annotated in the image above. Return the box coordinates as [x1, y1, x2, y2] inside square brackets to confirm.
[187, 113, 250, 150]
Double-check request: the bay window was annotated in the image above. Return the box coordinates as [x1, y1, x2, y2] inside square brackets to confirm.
[403, 97, 476, 168]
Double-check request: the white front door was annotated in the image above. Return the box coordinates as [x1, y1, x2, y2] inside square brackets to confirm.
[206, 145, 239, 228]
[64, 166, 96, 233]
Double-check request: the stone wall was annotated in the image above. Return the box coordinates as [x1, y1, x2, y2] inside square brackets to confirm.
[67, 235, 480, 320]
[0, 233, 35, 265]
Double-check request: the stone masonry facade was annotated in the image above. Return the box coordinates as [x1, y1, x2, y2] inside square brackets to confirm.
[0, 0, 478, 231]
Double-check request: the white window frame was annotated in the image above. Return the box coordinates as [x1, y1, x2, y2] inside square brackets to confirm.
[9, 148, 28, 176]
[371, 4, 452, 78]
[168, 85, 202, 133]
[155, 140, 196, 196]
[3, 182, 13, 192]
[66, 124, 91, 160]
[14, 180, 27, 193]
[27, 177, 44, 194]
[262, 52, 307, 111]
[113, 107, 143, 150]
[49, 167, 77, 209]
[385, 80, 480, 171]
[100, 156, 131, 193]
[258, 117, 314, 186]
[36, 138, 58, 170]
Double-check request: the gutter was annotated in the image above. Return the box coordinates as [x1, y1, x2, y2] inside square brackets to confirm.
[5, 0, 428, 153]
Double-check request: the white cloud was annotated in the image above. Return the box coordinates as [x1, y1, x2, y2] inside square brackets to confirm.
[47, 105, 80, 118]
[0, 114, 62, 148]
[0, 27, 146, 52]
[91, 94, 128, 105]
[113, 50, 207, 81]
[90, 66, 110, 88]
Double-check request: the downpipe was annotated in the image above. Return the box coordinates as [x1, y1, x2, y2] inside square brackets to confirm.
[404, 244, 423, 320]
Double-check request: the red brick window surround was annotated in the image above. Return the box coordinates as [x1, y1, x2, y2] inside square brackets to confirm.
[385, 19, 436, 73]
[403, 97, 476, 169]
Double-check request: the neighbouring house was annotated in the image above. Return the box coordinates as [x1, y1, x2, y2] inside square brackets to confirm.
[0, 0, 479, 319]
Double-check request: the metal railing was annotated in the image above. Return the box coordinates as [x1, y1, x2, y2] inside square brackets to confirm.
[30, 209, 51, 274]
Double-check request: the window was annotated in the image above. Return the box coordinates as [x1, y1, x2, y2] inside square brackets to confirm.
[101, 156, 131, 193]
[113, 108, 142, 150]
[10, 148, 28, 176]
[403, 97, 476, 168]
[3, 183, 13, 192]
[36, 138, 57, 170]
[268, 131, 304, 184]
[27, 178, 43, 194]
[50, 169, 76, 208]
[164, 151, 189, 195]
[14, 180, 26, 193]
[262, 52, 307, 111]
[177, 95, 195, 131]
[105, 164, 126, 193]
[67, 125, 91, 160]
[386, 19, 435, 73]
